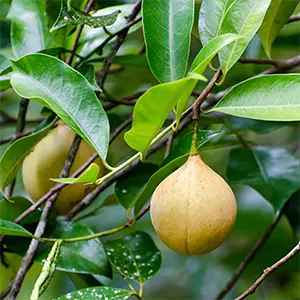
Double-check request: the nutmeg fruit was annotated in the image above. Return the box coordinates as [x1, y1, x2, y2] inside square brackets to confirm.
[22, 122, 104, 215]
[150, 153, 237, 255]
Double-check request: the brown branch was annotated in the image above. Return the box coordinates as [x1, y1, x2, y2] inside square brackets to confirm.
[164, 131, 175, 158]
[8, 135, 82, 299]
[287, 13, 300, 23]
[6, 98, 29, 197]
[238, 57, 279, 66]
[215, 203, 287, 300]
[234, 242, 300, 300]
[0, 128, 34, 145]
[103, 91, 143, 110]
[262, 55, 300, 75]
[109, 117, 132, 144]
[97, 0, 142, 89]
[76, 16, 142, 68]
[65, 0, 96, 65]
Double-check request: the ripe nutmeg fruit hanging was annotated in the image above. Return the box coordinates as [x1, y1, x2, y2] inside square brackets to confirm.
[150, 153, 237, 255]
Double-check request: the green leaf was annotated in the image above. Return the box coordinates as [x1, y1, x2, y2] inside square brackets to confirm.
[228, 116, 299, 134]
[51, 0, 120, 31]
[10, 53, 110, 159]
[211, 74, 300, 121]
[284, 190, 300, 236]
[143, 0, 194, 83]
[258, 0, 298, 58]
[36, 221, 112, 277]
[190, 34, 240, 75]
[115, 163, 158, 210]
[78, 64, 101, 91]
[0, 54, 10, 74]
[134, 130, 222, 215]
[124, 78, 196, 154]
[51, 163, 100, 184]
[7, 0, 52, 58]
[0, 119, 54, 198]
[0, 197, 40, 224]
[105, 231, 161, 283]
[227, 146, 300, 216]
[55, 286, 133, 300]
[199, 0, 235, 45]
[219, 0, 272, 75]
[0, 219, 33, 237]
[0, 73, 11, 91]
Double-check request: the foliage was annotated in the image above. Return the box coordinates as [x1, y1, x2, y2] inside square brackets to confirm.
[0, 0, 299, 299]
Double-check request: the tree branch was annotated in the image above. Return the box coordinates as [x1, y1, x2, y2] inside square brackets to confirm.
[6, 98, 29, 197]
[234, 242, 300, 300]
[215, 203, 287, 300]
[97, 0, 142, 89]
[65, 0, 96, 65]
[8, 135, 82, 299]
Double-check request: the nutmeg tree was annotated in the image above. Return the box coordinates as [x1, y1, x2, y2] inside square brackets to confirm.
[0, 0, 299, 299]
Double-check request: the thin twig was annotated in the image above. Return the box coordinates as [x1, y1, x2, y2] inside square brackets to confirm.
[215, 206, 286, 300]
[192, 69, 222, 121]
[0, 128, 34, 145]
[8, 135, 82, 299]
[97, 0, 142, 89]
[65, 0, 95, 65]
[76, 16, 142, 68]
[103, 91, 143, 110]
[164, 131, 175, 158]
[6, 98, 29, 197]
[109, 117, 132, 144]
[287, 13, 300, 23]
[262, 55, 300, 75]
[234, 242, 300, 300]
[239, 58, 279, 66]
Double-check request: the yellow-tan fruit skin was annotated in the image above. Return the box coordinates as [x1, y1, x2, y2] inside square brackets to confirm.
[22, 122, 104, 215]
[150, 154, 237, 255]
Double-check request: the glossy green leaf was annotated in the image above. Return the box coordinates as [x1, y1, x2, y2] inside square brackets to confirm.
[78, 64, 101, 91]
[0, 54, 10, 74]
[227, 146, 300, 216]
[199, 0, 235, 45]
[36, 221, 112, 277]
[51, 163, 100, 184]
[0, 219, 33, 237]
[51, 0, 120, 31]
[55, 287, 133, 300]
[211, 74, 300, 121]
[0, 119, 54, 198]
[228, 116, 299, 134]
[258, 0, 298, 58]
[0, 196, 40, 224]
[190, 34, 240, 74]
[10, 53, 110, 159]
[0, 73, 11, 91]
[7, 0, 52, 58]
[134, 130, 222, 215]
[125, 78, 196, 154]
[284, 190, 300, 236]
[219, 0, 272, 75]
[143, 0, 194, 83]
[115, 163, 158, 210]
[105, 231, 161, 283]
